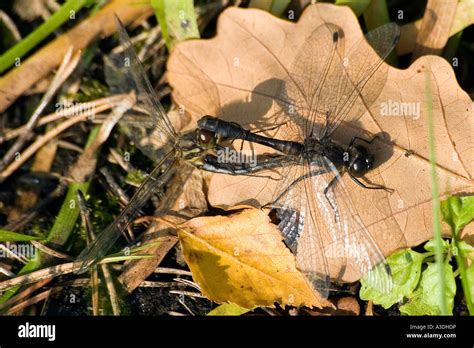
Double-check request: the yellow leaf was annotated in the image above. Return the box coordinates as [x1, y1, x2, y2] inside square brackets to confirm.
[179, 209, 331, 309]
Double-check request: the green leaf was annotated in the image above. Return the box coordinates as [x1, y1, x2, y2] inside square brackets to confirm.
[457, 240, 474, 255]
[152, 0, 200, 51]
[441, 196, 474, 235]
[0, 230, 43, 242]
[424, 239, 449, 253]
[442, 196, 474, 315]
[399, 262, 456, 315]
[207, 303, 251, 316]
[360, 249, 425, 309]
[465, 264, 474, 301]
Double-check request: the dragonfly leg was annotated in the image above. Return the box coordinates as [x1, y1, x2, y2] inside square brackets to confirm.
[348, 134, 379, 149]
[323, 175, 339, 215]
[252, 121, 288, 135]
[348, 172, 394, 193]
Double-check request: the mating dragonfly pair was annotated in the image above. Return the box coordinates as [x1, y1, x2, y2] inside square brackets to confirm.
[75, 18, 400, 297]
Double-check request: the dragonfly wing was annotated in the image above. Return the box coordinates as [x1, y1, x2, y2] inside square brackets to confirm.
[269, 160, 332, 298]
[105, 18, 178, 159]
[74, 153, 177, 274]
[276, 23, 344, 142]
[277, 23, 399, 140]
[316, 23, 400, 138]
[312, 156, 392, 293]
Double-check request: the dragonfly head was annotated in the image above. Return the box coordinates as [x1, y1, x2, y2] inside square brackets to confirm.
[195, 128, 217, 150]
[349, 145, 374, 177]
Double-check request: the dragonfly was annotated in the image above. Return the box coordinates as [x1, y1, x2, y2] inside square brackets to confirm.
[198, 22, 400, 296]
[73, 19, 268, 273]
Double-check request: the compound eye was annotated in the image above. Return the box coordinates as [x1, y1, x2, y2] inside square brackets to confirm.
[365, 156, 374, 170]
[197, 129, 215, 147]
[351, 157, 368, 177]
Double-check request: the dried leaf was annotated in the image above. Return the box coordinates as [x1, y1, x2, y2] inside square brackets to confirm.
[335, 296, 360, 316]
[167, 3, 474, 284]
[179, 209, 331, 309]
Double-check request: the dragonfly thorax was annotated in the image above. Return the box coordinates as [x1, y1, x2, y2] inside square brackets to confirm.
[302, 137, 345, 168]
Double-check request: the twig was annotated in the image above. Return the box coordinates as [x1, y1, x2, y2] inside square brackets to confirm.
[0, 278, 52, 312]
[3, 95, 120, 141]
[100, 262, 121, 315]
[177, 295, 195, 316]
[7, 288, 62, 314]
[154, 267, 192, 276]
[173, 278, 201, 291]
[0, 94, 125, 183]
[0, 266, 15, 277]
[57, 140, 84, 153]
[0, 256, 120, 291]
[108, 148, 133, 172]
[88, 265, 99, 316]
[99, 166, 131, 208]
[0, 244, 29, 264]
[0, 47, 80, 171]
[0, 113, 90, 181]
[77, 190, 120, 315]
[31, 240, 74, 261]
[169, 290, 206, 299]
[138, 281, 177, 288]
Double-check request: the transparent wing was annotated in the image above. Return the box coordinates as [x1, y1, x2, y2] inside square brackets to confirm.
[269, 160, 332, 298]
[320, 22, 400, 138]
[105, 17, 178, 159]
[276, 23, 343, 142]
[312, 156, 392, 293]
[74, 153, 178, 274]
[279, 22, 400, 140]
[269, 154, 391, 293]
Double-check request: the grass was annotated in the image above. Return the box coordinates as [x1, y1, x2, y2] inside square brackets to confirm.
[0, 0, 94, 73]
[425, 68, 448, 315]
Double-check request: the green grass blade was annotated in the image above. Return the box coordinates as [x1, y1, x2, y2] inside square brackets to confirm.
[249, 0, 291, 16]
[0, 230, 43, 242]
[425, 68, 448, 315]
[152, 0, 200, 51]
[363, 0, 390, 30]
[336, 0, 371, 17]
[269, 0, 291, 16]
[0, 0, 92, 73]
